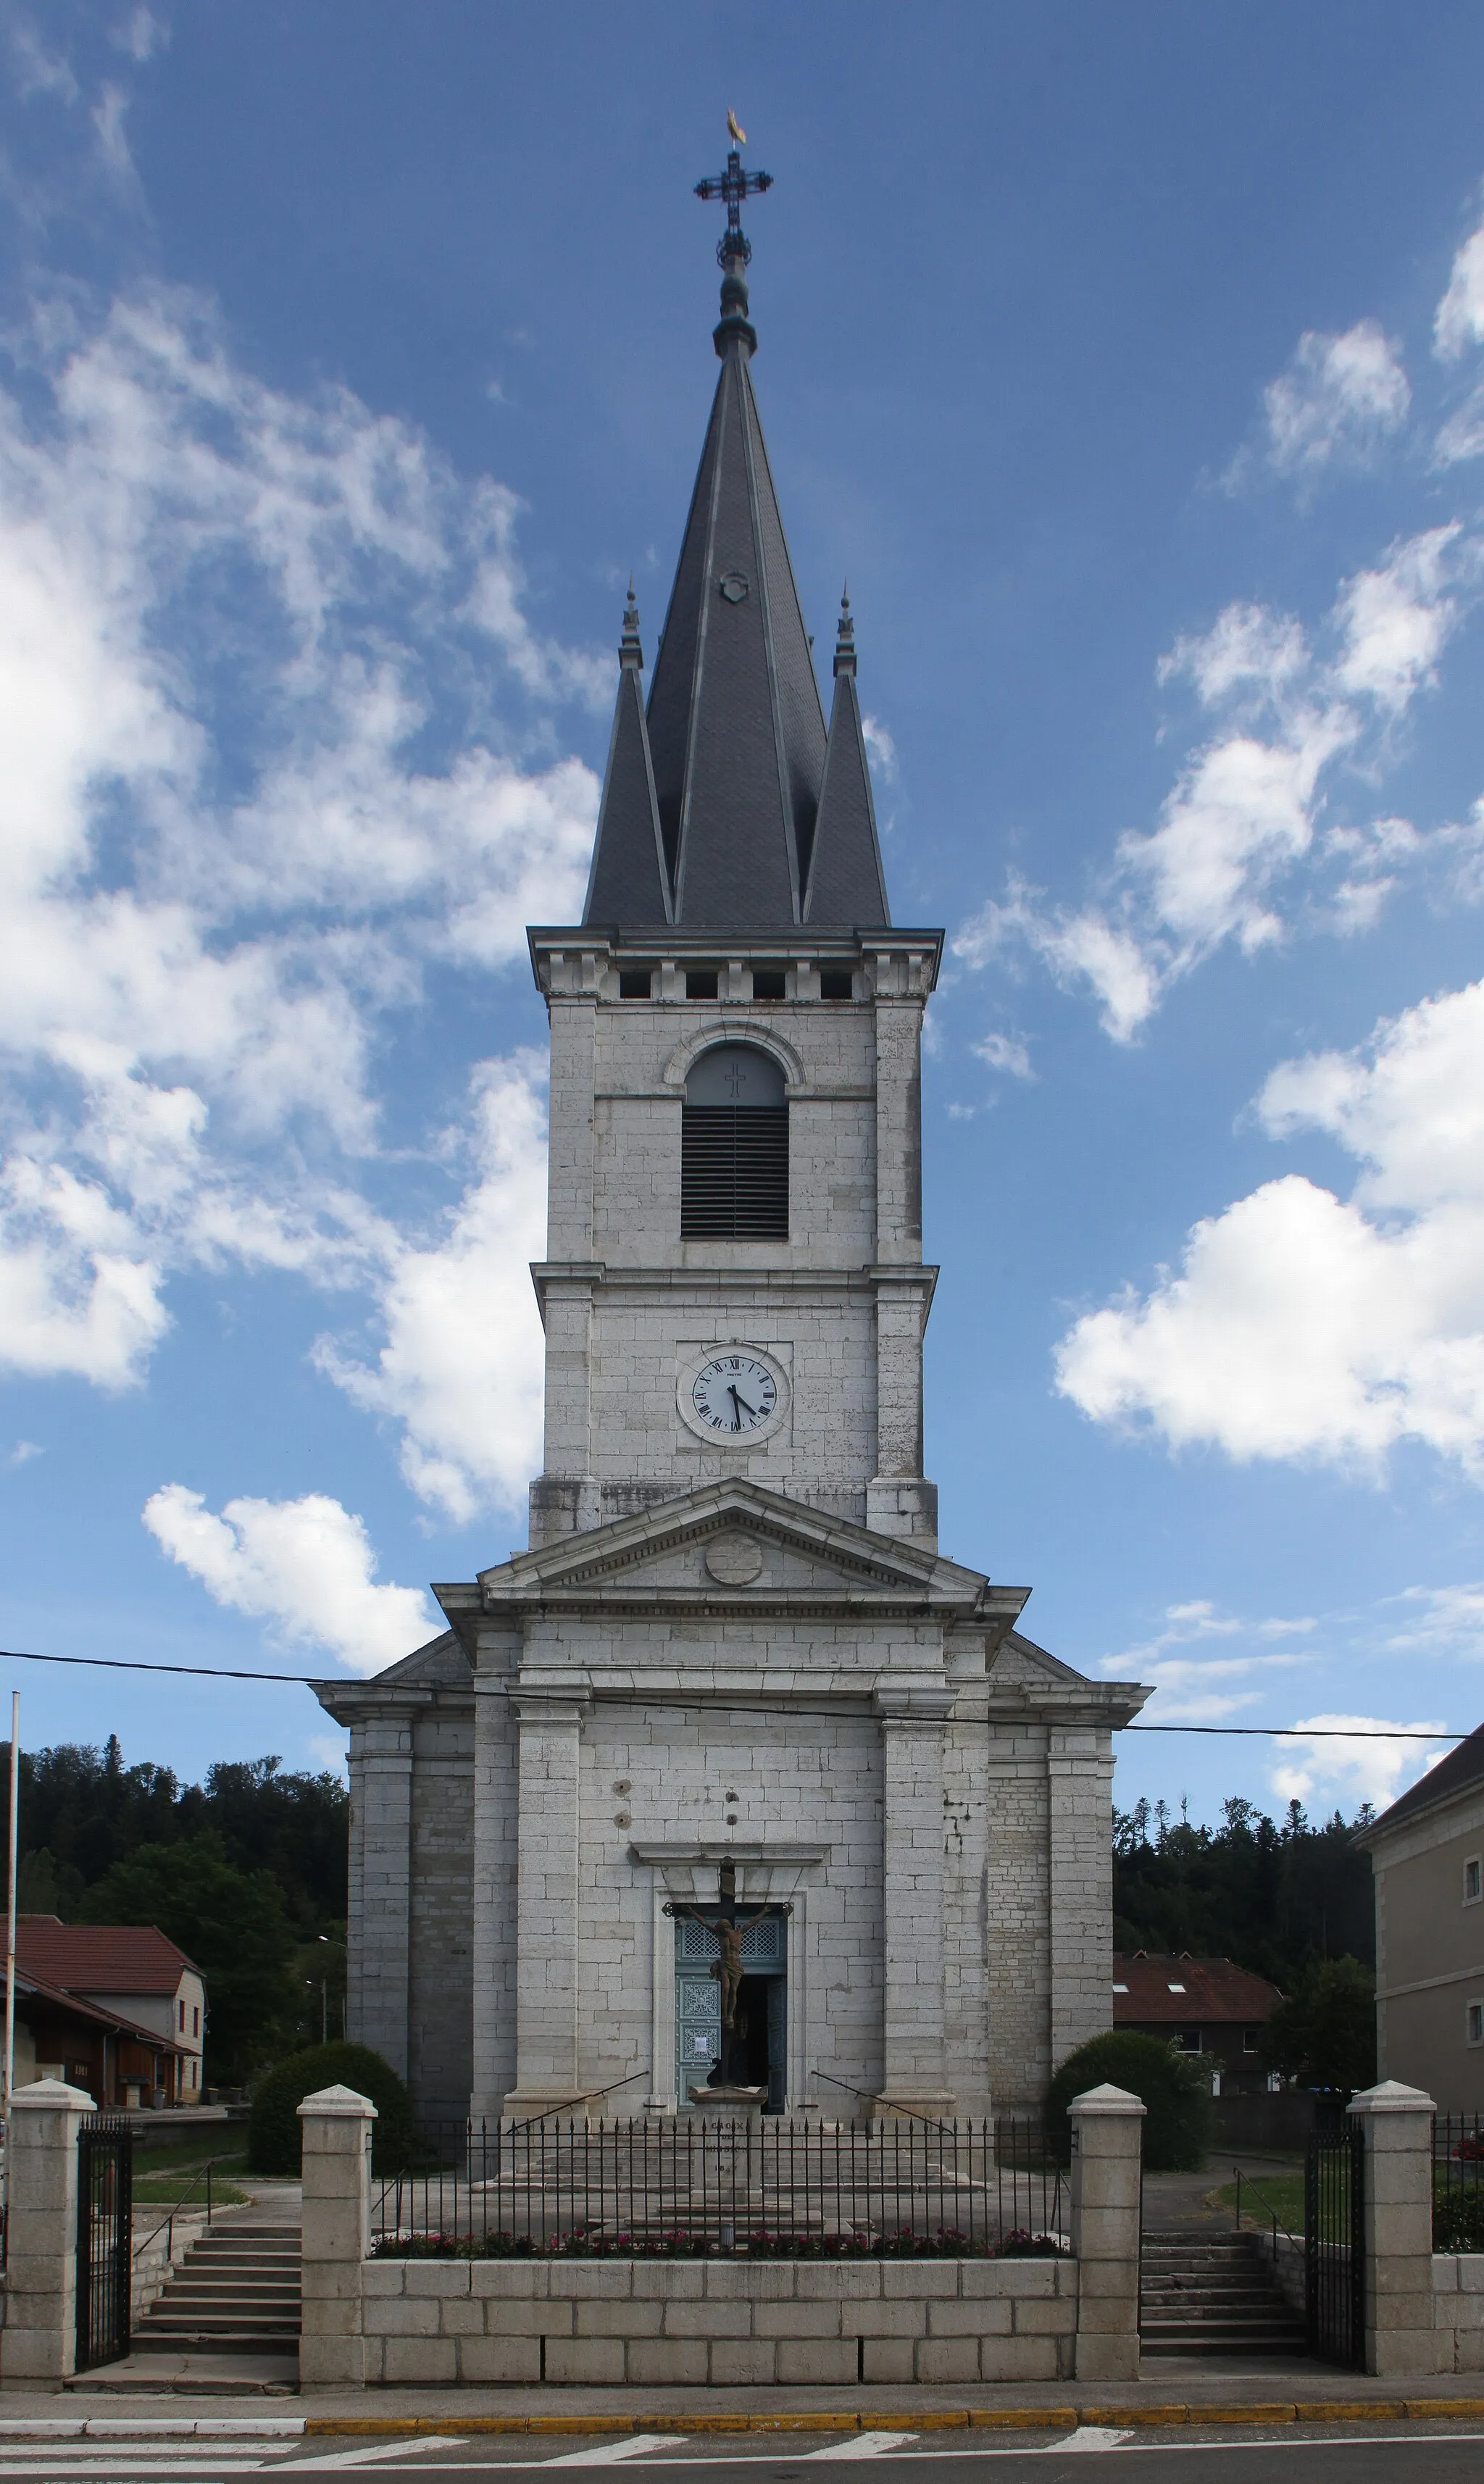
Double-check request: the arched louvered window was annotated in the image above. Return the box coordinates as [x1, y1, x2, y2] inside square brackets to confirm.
[681, 1043, 788, 1238]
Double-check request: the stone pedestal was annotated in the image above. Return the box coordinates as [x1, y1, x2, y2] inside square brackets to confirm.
[1069, 2080, 1145, 2383]
[299, 2082, 377, 2391]
[687, 2084, 766, 2121]
[1348, 2078, 1441, 2377]
[1, 2078, 95, 2388]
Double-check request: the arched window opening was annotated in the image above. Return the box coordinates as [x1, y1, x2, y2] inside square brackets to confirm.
[681, 1043, 788, 1238]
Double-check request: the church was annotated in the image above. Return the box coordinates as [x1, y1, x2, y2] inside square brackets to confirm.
[314, 151, 1148, 2127]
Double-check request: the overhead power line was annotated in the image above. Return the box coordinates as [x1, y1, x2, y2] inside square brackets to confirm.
[0, 1646, 1468, 1739]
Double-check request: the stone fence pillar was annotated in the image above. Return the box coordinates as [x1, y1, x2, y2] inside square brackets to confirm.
[299, 2082, 377, 2391]
[2, 2077, 95, 2388]
[1070, 2080, 1145, 2381]
[1348, 2078, 1438, 2377]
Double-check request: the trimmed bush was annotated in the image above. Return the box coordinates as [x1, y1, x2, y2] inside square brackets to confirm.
[1044, 2030, 1214, 2172]
[247, 2041, 412, 2176]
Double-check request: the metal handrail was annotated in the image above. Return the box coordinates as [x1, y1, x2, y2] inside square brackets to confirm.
[812, 2070, 959, 2129]
[505, 2071, 649, 2135]
[1233, 2165, 1302, 2254]
[132, 2153, 230, 2263]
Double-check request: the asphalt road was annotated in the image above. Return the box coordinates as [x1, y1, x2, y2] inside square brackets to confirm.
[0, 2429, 1481, 2483]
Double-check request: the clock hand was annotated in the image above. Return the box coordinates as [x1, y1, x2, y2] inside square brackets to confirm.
[728, 1385, 760, 1425]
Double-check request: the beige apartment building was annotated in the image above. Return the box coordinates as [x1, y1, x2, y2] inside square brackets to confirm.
[1356, 1722, 1484, 2113]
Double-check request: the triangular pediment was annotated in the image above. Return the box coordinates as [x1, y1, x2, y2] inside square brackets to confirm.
[458, 1480, 1011, 1620]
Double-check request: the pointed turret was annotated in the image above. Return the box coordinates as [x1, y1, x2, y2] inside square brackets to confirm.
[643, 246, 826, 928]
[581, 583, 670, 926]
[581, 152, 892, 931]
[803, 588, 891, 927]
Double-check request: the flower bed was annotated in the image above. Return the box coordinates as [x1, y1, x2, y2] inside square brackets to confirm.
[373, 2222, 1070, 2262]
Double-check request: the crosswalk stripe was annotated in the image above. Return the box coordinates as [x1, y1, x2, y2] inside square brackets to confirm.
[543, 2441, 688, 2468]
[806, 2438, 917, 2461]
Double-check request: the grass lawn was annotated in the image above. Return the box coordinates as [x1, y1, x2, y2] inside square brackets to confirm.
[1211, 2172, 1305, 2233]
[132, 2145, 250, 2207]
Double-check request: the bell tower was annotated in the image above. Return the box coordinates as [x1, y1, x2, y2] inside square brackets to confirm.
[528, 157, 940, 1552]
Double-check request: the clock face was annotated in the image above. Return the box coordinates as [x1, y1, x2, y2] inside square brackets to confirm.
[690, 1351, 778, 1437]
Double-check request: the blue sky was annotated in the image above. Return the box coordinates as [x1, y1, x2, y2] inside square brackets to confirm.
[3, 2, 1484, 1830]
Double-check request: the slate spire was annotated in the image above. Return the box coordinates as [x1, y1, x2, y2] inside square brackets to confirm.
[580, 157, 891, 933]
[803, 588, 891, 927]
[581, 581, 670, 926]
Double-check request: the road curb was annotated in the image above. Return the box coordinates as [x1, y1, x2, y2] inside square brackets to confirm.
[296, 2398, 1484, 2437]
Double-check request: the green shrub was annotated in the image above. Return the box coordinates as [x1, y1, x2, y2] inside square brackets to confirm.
[1044, 2030, 1214, 2172]
[246, 2041, 412, 2175]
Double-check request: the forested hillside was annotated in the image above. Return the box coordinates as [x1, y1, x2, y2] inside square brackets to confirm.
[3, 1738, 349, 2083]
[1114, 1794, 1375, 1991]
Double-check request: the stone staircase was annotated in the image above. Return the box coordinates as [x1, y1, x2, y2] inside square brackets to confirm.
[1140, 2228, 1306, 2357]
[131, 2220, 301, 2357]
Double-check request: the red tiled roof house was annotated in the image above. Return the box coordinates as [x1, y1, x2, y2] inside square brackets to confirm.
[1112, 1952, 1285, 2096]
[16, 1920, 206, 2107]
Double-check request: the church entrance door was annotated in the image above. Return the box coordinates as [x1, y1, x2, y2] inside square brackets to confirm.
[674, 1908, 787, 2111]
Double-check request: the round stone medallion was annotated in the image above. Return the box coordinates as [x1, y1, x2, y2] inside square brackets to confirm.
[704, 1529, 764, 1585]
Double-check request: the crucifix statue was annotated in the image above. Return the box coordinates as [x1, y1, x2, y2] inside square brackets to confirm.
[667, 1859, 771, 2088]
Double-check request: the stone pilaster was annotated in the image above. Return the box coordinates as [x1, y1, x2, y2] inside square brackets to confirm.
[1070, 2080, 1145, 2381]
[298, 2083, 376, 2391]
[1348, 2079, 1441, 2376]
[1049, 1726, 1117, 2072]
[1, 2077, 94, 2387]
[349, 1707, 417, 2080]
[874, 1691, 954, 2116]
[504, 1691, 588, 2115]
[470, 1656, 520, 2122]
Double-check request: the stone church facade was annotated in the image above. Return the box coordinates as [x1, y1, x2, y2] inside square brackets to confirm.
[315, 199, 1146, 2127]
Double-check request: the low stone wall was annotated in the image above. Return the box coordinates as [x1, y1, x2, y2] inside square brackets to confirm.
[359, 2255, 1077, 2389]
[1431, 2256, 1484, 2372]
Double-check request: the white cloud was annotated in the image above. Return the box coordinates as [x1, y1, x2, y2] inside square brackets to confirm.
[0, 283, 596, 1426]
[1435, 212, 1484, 361]
[958, 526, 1480, 1041]
[1056, 975, 1484, 1479]
[1098, 1598, 1317, 1722]
[862, 715, 897, 780]
[1386, 1582, 1484, 1656]
[1261, 322, 1410, 481]
[314, 1056, 549, 1522]
[143, 1482, 438, 1675]
[7, 1440, 43, 1467]
[972, 1031, 1033, 1080]
[1270, 1714, 1454, 1813]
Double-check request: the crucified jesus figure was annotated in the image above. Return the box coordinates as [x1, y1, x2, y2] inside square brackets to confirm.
[672, 1901, 770, 2033]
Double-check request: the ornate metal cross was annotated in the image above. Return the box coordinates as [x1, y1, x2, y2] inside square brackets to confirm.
[695, 146, 772, 267]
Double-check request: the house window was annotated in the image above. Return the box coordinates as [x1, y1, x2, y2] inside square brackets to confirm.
[1112, 1982, 1129, 1994]
[1173, 2029, 1202, 2054]
[751, 970, 787, 1001]
[178, 1999, 185, 2031]
[819, 970, 854, 1001]
[193, 2005, 199, 2038]
[685, 968, 719, 1000]
[1167, 1981, 1186, 1993]
[1464, 1856, 1482, 1906]
[618, 969, 652, 999]
[1243, 2027, 1259, 2054]
[681, 1043, 788, 1238]
[1468, 2001, 1484, 2047]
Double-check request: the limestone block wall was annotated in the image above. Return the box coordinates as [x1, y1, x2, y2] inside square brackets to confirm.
[983, 1729, 1053, 2110]
[575, 1697, 885, 2106]
[408, 1707, 476, 2121]
[1430, 2256, 1484, 2370]
[354, 2254, 1077, 2390]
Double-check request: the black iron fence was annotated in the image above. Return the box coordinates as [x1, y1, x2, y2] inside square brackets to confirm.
[1434, 2113, 1484, 2251]
[1304, 2119, 1364, 2369]
[75, 2113, 132, 2372]
[370, 2114, 1064, 2259]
